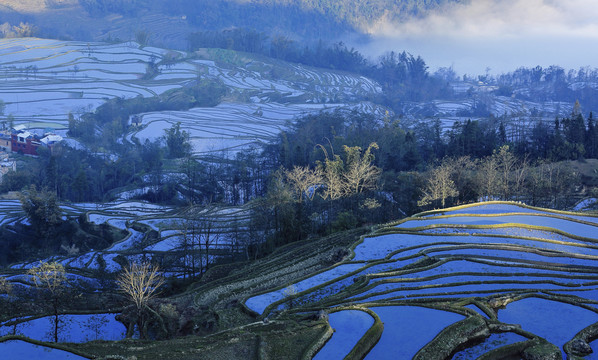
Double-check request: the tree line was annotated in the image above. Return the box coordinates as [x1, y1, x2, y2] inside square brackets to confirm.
[246, 107, 598, 252]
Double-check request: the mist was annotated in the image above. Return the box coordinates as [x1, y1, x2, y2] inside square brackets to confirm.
[357, 0, 598, 76]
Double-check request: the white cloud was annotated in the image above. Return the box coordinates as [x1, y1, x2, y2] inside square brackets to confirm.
[358, 0, 598, 75]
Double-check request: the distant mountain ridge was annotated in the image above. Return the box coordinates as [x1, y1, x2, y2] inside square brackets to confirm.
[0, 0, 463, 47]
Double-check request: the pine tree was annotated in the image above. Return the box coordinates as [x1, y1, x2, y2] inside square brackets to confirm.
[586, 112, 598, 158]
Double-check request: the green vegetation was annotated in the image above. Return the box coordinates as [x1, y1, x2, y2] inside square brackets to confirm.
[343, 307, 384, 360]
[67, 316, 327, 360]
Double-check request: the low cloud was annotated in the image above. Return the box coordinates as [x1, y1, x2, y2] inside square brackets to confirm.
[358, 0, 598, 75]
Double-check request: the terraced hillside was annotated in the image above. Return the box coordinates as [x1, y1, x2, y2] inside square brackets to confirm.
[245, 202, 598, 359]
[2, 199, 249, 277]
[1, 201, 597, 359]
[0, 38, 383, 155]
[401, 87, 577, 135]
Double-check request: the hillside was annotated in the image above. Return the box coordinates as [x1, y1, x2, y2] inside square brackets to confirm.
[2, 202, 597, 359]
[0, 0, 462, 48]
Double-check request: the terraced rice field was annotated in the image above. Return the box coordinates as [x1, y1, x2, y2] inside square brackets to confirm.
[402, 94, 575, 136]
[244, 201, 598, 359]
[3, 200, 250, 288]
[0, 38, 182, 124]
[0, 38, 383, 155]
[0, 313, 125, 342]
[129, 102, 364, 155]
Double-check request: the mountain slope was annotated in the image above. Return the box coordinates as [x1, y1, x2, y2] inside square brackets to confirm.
[0, 0, 463, 48]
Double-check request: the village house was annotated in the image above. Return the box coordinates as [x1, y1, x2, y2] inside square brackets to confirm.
[7, 125, 63, 156]
[11, 129, 40, 156]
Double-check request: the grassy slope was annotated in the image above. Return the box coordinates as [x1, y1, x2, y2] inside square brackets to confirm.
[70, 320, 328, 360]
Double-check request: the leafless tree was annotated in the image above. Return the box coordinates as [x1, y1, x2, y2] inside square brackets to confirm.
[0, 276, 11, 295]
[116, 262, 165, 339]
[476, 154, 499, 201]
[316, 146, 346, 201]
[495, 145, 519, 200]
[28, 261, 68, 342]
[418, 160, 459, 209]
[284, 165, 323, 202]
[343, 143, 381, 195]
[197, 215, 220, 274]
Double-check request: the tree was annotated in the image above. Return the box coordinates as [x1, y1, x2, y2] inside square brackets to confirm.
[495, 145, 519, 200]
[6, 114, 13, 130]
[116, 262, 165, 339]
[441, 156, 477, 204]
[197, 214, 219, 274]
[164, 122, 191, 158]
[282, 165, 323, 239]
[317, 146, 346, 201]
[418, 159, 459, 208]
[28, 262, 68, 342]
[13, 22, 37, 37]
[476, 153, 499, 200]
[343, 143, 381, 195]
[175, 217, 199, 279]
[18, 186, 62, 241]
[135, 30, 150, 47]
[586, 112, 598, 158]
[263, 170, 296, 243]
[284, 165, 323, 203]
[0, 276, 11, 295]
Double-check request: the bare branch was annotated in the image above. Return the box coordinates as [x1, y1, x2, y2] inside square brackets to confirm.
[117, 262, 165, 311]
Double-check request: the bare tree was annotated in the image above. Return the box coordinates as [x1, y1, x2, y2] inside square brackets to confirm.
[28, 261, 68, 342]
[495, 145, 518, 200]
[343, 143, 381, 195]
[512, 154, 530, 200]
[265, 170, 295, 234]
[175, 217, 194, 279]
[284, 165, 323, 203]
[116, 262, 165, 339]
[476, 155, 499, 201]
[197, 215, 220, 274]
[316, 148, 346, 201]
[418, 160, 459, 209]
[0, 276, 11, 295]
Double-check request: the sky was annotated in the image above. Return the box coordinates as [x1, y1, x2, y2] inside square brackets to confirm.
[358, 0, 598, 76]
